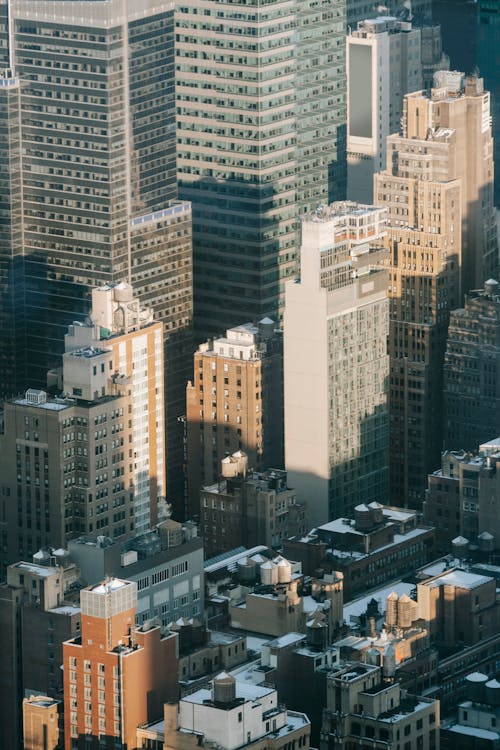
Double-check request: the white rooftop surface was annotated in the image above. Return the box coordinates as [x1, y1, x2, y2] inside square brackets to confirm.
[184, 682, 273, 706]
[447, 724, 500, 741]
[425, 570, 491, 590]
[379, 701, 431, 723]
[91, 578, 129, 594]
[318, 519, 364, 536]
[50, 605, 81, 616]
[204, 546, 267, 574]
[381, 508, 415, 522]
[13, 396, 68, 411]
[13, 562, 58, 577]
[246, 635, 271, 653]
[267, 633, 305, 648]
[344, 582, 415, 622]
[271, 712, 309, 737]
[417, 560, 460, 578]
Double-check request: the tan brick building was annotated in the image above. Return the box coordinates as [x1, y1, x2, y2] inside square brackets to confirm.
[186, 320, 283, 518]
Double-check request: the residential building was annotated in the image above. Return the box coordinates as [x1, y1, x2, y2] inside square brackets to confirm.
[63, 283, 166, 533]
[284, 504, 435, 600]
[200, 456, 307, 557]
[63, 578, 178, 750]
[0, 347, 134, 569]
[284, 202, 389, 526]
[444, 280, 500, 453]
[67, 520, 204, 627]
[320, 663, 440, 750]
[137, 675, 311, 750]
[174, 622, 248, 685]
[0, 0, 193, 505]
[186, 320, 283, 519]
[23, 696, 61, 750]
[176, 0, 347, 336]
[374, 71, 498, 507]
[0, 560, 80, 750]
[347, 17, 423, 203]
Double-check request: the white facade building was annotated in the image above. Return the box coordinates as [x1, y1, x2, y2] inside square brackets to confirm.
[284, 203, 390, 527]
[347, 17, 422, 203]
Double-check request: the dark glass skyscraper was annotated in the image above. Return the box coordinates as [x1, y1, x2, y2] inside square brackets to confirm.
[0, 0, 193, 505]
[176, 0, 347, 336]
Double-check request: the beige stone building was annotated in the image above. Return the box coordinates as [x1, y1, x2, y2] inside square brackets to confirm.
[23, 696, 60, 750]
[373, 70, 499, 507]
[186, 320, 283, 518]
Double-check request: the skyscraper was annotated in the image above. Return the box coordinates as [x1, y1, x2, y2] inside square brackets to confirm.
[284, 202, 389, 526]
[176, 0, 347, 335]
[374, 72, 497, 507]
[0, 0, 193, 503]
[444, 279, 500, 452]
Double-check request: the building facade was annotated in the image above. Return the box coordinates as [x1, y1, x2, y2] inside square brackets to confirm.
[285, 202, 389, 526]
[63, 578, 178, 750]
[0, 0, 193, 506]
[374, 72, 498, 507]
[186, 320, 283, 519]
[444, 280, 500, 453]
[347, 17, 423, 203]
[200, 458, 307, 557]
[176, 0, 347, 335]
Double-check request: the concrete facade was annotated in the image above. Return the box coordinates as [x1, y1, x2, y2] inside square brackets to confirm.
[285, 202, 389, 525]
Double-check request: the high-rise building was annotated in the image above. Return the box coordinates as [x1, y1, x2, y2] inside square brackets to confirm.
[284, 202, 389, 526]
[64, 284, 166, 534]
[176, 0, 347, 335]
[0, 343, 134, 568]
[186, 320, 283, 519]
[374, 71, 497, 507]
[347, 17, 423, 203]
[0, 0, 193, 505]
[444, 279, 500, 452]
[477, 1, 500, 208]
[63, 578, 178, 750]
[347, 17, 450, 203]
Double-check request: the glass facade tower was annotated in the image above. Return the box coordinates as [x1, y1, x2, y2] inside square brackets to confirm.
[0, 0, 193, 506]
[176, 0, 347, 336]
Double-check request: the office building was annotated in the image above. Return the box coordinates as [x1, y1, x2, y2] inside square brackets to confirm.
[285, 202, 389, 526]
[444, 279, 500, 453]
[321, 663, 439, 750]
[64, 283, 166, 534]
[477, 1, 500, 208]
[68, 520, 204, 626]
[63, 578, 178, 750]
[0, 560, 80, 750]
[441, 671, 500, 750]
[374, 71, 498, 507]
[200, 457, 307, 557]
[176, 0, 347, 335]
[347, 17, 423, 203]
[0, 0, 193, 505]
[23, 696, 61, 750]
[137, 675, 311, 750]
[186, 320, 283, 519]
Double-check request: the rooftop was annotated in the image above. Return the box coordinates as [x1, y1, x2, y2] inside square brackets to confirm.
[90, 578, 130, 595]
[423, 569, 492, 590]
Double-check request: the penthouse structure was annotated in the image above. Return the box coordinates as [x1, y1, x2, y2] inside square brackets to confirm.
[186, 320, 283, 519]
[63, 578, 178, 750]
[285, 202, 389, 525]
